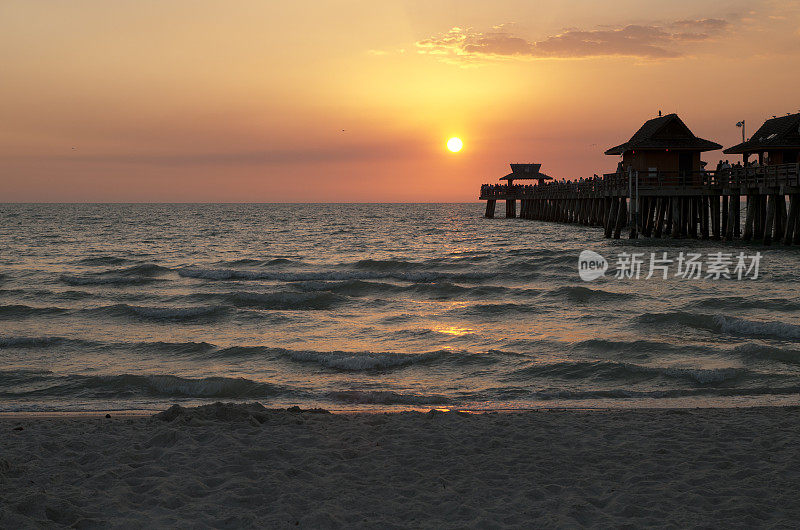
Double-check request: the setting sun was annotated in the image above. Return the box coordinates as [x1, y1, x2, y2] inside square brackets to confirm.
[447, 137, 463, 153]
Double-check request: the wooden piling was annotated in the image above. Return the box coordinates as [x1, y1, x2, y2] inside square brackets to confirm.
[506, 199, 516, 219]
[721, 195, 728, 238]
[485, 199, 496, 219]
[710, 196, 720, 239]
[763, 195, 776, 245]
[653, 198, 665, 238]
[794, 204, 800, 245]
[614, 198, 627, 239]
[664, 198, 673, 236]
[785, 194, 799, 245]
[743, 195, 755, 241]
[774, 195, 786, 242]
[604, 198, 618, 238]
[671, 198, 681, 238]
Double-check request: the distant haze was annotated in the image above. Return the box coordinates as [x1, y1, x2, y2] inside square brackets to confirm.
[2, 0, 799, 202]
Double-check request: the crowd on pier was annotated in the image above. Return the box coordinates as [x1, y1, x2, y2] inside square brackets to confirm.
[480, 159, 780, 198]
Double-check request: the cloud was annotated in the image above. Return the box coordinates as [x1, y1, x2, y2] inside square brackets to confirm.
[415, 19, 730, 63]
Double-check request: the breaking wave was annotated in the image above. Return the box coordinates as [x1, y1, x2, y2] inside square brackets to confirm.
[715, 315, 800, 341]
[546, 285, 633, 303]
[59, 274, 164, 286]
[0, 372, 288, 399]
[0, 304, 67, 319]
[86, 304, 227, 322]
[636, 312, 800, 341]
[187, 291, 346, 310]
[328, 390, 450, 405]
[511, 360, 746, 385]
[178, 267, 493, 283]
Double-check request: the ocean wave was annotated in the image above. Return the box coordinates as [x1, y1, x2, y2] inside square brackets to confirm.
[276, 347, 501, 370]
[352, 259, 426, 271]
[74, 256, 133, 266]
[0, 336, 99, 349]
[688, 296, 800, 312]
[731, 343, 800, 364]
[511, 360, 745, 385]
[449, 302, 540, 317]
[279, 349, 441, 371]
[59, 274, 164, 286]
[392, 328, 480, 342]
[546, 285, 632, 303]
[128, 341, 217, 355]
[404, 282, 484, 298]
[189, 291, 346, 310]
[0, 304, 67, 319]
[217, 258, 304, 267]
[293, 280, 402, 297]
[0, 373, 287, 399]
[177, 267, 493, 283]
[327, 390, 450, 405]
[635, 312, 800, 341]
[715, 315, 800, 341]
[87, 304, 227, 322]
[115, 264, 171, 276]
[293, 279, 530, 301]
[529, 385, 800, 400]
[634, 312, 720, 332]
[572, 339, 692, 356]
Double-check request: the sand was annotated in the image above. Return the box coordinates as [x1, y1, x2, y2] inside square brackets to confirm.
[2, 403, 800, 528]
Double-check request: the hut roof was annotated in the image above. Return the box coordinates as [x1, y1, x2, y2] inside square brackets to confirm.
[499, 163, 553, 181]
[605, 113, 721, 155]
[723, 113, 800, 154]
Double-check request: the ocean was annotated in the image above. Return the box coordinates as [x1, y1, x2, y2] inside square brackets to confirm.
[1, 203, 799, 413]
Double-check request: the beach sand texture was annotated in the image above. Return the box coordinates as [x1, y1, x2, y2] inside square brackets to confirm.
[2, 403, 800, 528]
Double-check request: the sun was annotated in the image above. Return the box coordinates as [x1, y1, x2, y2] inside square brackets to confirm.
[447, 137, 463, 153]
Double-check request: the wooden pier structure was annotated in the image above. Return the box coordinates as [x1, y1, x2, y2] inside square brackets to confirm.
[479, 112, 800, 244]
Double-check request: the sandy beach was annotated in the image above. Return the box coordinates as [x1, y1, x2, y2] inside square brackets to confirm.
[1, 403, 799, 528]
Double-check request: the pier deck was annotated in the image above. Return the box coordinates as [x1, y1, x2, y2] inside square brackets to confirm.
[479, 163, 800, 243]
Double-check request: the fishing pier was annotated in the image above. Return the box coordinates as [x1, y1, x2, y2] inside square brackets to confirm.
[480, 113, 800, 244]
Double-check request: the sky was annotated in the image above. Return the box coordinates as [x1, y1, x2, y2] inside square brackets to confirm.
[2, 0, 800, 202]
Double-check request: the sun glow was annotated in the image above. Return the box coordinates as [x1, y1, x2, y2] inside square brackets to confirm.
[447, 137, 463, 152]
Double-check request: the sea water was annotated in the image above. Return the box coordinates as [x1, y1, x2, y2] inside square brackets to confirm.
[1, 203, 799, 412]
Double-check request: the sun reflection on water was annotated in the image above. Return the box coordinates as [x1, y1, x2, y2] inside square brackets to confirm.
[433, 325, 474, 336]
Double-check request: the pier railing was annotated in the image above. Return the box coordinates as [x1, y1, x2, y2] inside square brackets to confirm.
[479, 163, 800, 200]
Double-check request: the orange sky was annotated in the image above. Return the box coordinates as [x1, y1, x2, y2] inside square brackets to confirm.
[2, 0, 800, 202]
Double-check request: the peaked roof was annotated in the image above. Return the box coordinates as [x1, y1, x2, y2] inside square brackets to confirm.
[605, 113, 722, 155]
[499, 163, 552, 181]
[723, 113, 800, 154]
